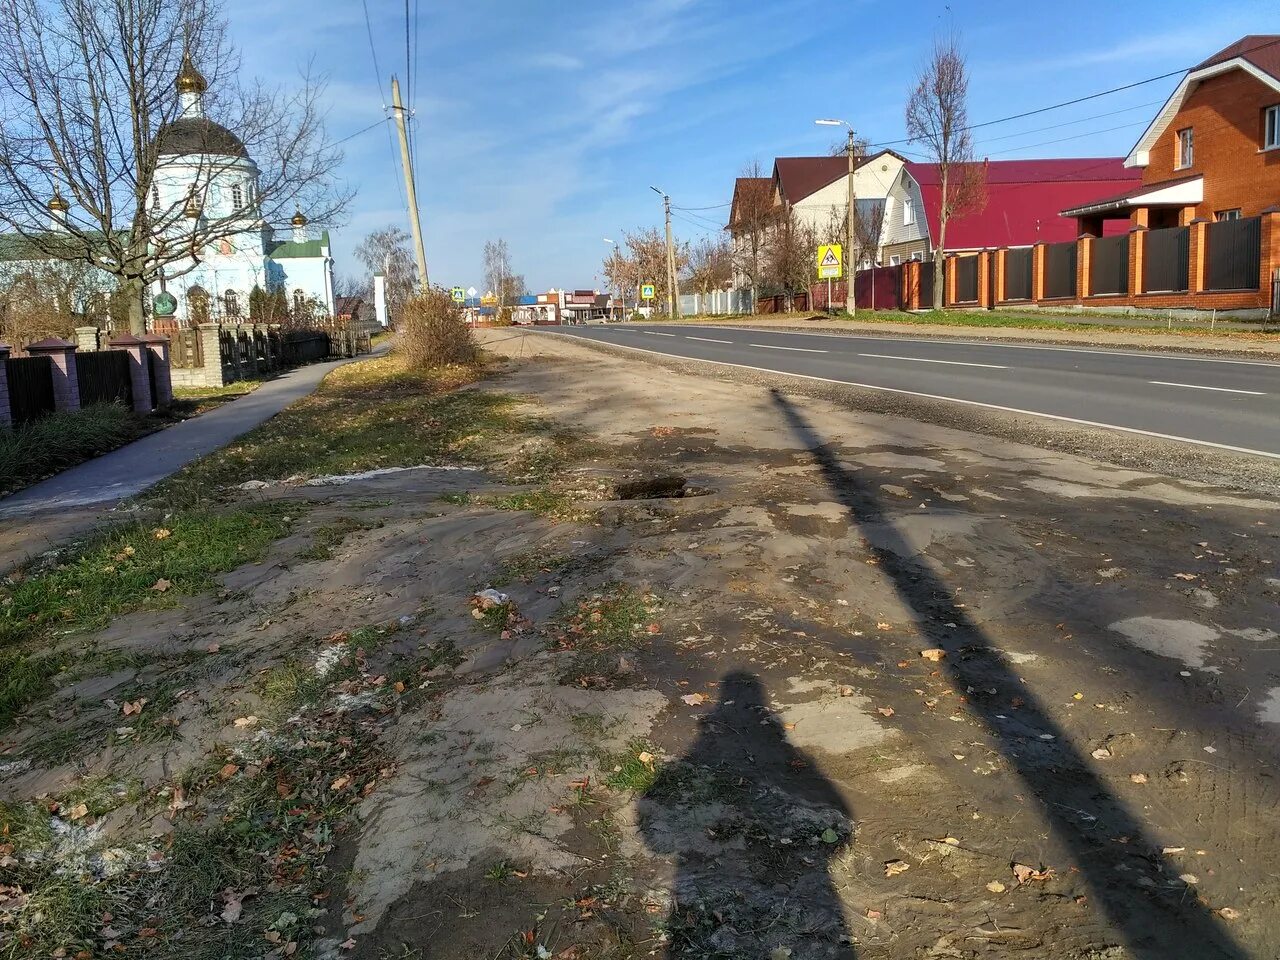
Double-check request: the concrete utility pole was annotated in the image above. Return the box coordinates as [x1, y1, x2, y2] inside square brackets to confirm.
[390, 76, 429, 290]
[844, 127, 857, 316]
[653, 186, 681, 319]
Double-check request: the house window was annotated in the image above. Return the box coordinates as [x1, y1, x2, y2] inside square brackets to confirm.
[1176, 127, 1194, 169]
[890, 255, 902, 266]
[1266, 105, 1280, 150]
[1216, 208, 1242, 221]
[902, 197, 915, 226]
[231, 182, 244, 212]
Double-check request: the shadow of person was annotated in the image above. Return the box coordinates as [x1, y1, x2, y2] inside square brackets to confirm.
[639, 671, 857, 959]
[765, 387, 1248, 960]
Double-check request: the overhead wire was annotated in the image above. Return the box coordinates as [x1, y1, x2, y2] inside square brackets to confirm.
[360, 0, 406, 208]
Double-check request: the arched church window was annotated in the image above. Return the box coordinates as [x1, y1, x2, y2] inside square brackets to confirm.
[224, 289, 240, 318]
[151, 184, 160, 212]
[187, 285, 210, 325]
[292, 288, 306, 317]
[231, 182, 244, 212]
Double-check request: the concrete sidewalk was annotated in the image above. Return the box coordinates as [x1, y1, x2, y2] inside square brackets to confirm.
[0, 349, 379, 568]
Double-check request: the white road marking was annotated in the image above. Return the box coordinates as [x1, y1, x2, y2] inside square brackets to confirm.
[749, 342, 828, 353]
[685, 335, 732, 344]
[643, 331, 677, 337]
[657, 324, 1280, 368]
[859, 352, 1007, 370]
[1149, 381, 1266, 396]
[538, 331, 1280, 461]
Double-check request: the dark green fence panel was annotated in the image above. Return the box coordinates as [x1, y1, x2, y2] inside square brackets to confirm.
[6, 355, 54, 424]
[1143, 226, 1189, 293]
[1004, 248, 1033, 300]
[1090, 234, 1129, 296]
[76, 350, 133, 407]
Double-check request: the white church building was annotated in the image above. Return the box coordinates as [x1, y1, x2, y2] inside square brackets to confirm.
[0, 53, 335, 326]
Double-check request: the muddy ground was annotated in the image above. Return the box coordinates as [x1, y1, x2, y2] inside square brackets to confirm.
[3, 332, 1279, 960]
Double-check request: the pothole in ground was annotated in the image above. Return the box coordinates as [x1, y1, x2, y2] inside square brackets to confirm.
[556, 471, 713, 501]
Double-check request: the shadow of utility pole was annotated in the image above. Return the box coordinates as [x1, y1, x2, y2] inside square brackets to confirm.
[767, 387, 1247, 960]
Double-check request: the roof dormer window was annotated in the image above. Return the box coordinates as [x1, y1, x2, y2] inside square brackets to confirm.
[1176, 127, 1194, 169]
[1265, 105, 1280, 150]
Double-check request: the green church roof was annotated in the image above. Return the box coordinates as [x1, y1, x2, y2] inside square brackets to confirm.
[267, 229, 330, 260]
[0, 229, 128, 263]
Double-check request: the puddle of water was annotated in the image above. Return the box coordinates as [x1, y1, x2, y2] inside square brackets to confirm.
[1109, 617, 1221, 673]
[1258, 688, 1280, 724]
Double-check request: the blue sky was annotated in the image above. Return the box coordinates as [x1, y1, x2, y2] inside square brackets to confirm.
[223, 0, 1273, 292]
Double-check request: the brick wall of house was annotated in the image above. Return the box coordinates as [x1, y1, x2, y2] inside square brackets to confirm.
[1143, 69, 1280, 219]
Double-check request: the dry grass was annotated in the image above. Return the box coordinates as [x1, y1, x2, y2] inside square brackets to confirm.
[397, 288, 478, 368]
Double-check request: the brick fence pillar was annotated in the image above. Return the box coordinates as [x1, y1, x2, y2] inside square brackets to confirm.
[74, 325, 101, 353]
[1032, 243, 1047, 303]
[26, 337, 80, 412]
[140, 334, 173, 408]
[976, 250, 992, 309]
[1187, 219, 1209, 295]
[1076, 235, 1093, 301]
[0, 344, 11, 429]
[1258, 207, 1280, 299]
[994, 248, 1007, 304]
[944, 255, 956, 306]
[107, 333, 153, 413]
[1129, 224, 1147, 297]
[197, 322, 225, 387]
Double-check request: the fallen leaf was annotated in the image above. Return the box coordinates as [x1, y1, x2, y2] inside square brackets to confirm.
[986, 881, 1006, 893]
[67, 803, 89, 821]
[121, 699, 148, 716]
[233, 716, 259, 729]
[1129, 773, 1148, 784]
[150, 578, 171, 592]
[206, 642, 221, 654]
[865, 908, 882, 920]
[1179, 873, 1198, 885]
[820, 828, 839, 844]
[393, 681, 406, 694]
[1091, 748, 1112, 760]
[1012, 862, 1054, 884]
[153, 528, 172, 540]
[330, 775, 352, 791]
[920, 648, 946, 662]
[340, 939, 356, 951]
[769, 949, 792, 960]
[1163, 846, 1186, 854]
[1174, 573, 1198, 581]
[884, 859, 910, 877]
[221, 891, 247, 923]
[876, 622, 892, 630]
[1219, 907, 1241, 921]
[637, 751, 656, 768]
[838, 685, 854, 697]
[680, 692, 709, 706]
[877, 706, 895, 717]
[219, 763, 240, 780]
[1072, 693, 1083, 700]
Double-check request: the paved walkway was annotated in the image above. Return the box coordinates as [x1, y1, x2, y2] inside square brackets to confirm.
[0, 350, 380, 569]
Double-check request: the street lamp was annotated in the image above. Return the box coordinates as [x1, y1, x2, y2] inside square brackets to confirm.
[815, 118, 857, 315]
[603, 237, 625, 321]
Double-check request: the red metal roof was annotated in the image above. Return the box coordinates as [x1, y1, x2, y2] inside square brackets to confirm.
[905, 158, 1141, 249]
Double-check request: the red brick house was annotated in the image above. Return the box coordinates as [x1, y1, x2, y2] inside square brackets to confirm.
[903, 36, 1280, 316]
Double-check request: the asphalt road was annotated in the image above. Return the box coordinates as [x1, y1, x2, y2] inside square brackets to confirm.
[539, 323, 1280, 459]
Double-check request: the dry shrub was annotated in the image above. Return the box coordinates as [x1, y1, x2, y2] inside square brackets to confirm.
[397, 287, 477, 368]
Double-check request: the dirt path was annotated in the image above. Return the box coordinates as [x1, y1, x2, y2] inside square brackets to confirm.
[3, 336, 1277, 959]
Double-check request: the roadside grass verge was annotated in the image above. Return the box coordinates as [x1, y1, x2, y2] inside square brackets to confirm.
[151, 353, 573, 500]
[0, 503, 293, 727]
[0, 403, 153, 498]
[170, 377, 266, 417]
[441, 488, 585, 521]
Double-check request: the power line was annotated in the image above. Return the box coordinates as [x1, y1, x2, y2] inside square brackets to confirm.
[674, 201, 732, 211]
[333, 117, 389, 147]
[982, 119, 1150, 158]
[870, 35, 1280, 150]
[359, 0, 406, 209]
[973, 99, 1164, 148]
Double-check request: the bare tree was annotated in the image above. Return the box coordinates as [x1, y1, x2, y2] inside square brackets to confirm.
[905, 34, 986, 309]
[726, 162, 778, 314]
[684, 236, 732, 295]
[482, 238, 512, 311]
[355, 226, 415, 323]
[601, 226, 687, 316]
[765, 210, 816, 312]
[0, 0, 351, 332]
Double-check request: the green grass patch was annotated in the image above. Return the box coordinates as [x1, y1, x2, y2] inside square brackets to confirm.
[0, 503, 292, 728]
[551, 586, 661, 652]
[603, 740, 660, 793]
[295, 515, 380, 562]
[151, 354, 571, 500]
[0, 402, 152, 498]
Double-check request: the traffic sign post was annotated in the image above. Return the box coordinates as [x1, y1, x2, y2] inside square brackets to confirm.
[640, 283, 656, 301]
[450, 287, 465, 303]
[817, 244, 843, 315]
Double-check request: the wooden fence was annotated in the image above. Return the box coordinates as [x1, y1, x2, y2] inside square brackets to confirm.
[6, 355, 54, 425]
[76, 350, 133, 406]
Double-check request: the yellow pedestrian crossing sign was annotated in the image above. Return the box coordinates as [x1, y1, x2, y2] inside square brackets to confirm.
[817, 244, 843, 279]
[450, 286, 465, 303]
[641, 283, 656, 300]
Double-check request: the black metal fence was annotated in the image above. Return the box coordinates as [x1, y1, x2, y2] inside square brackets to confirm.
[1044, 242, 1077, 299]
[1205, 216, 1261, 291]
[954, 255, 979, 303]
[6, 355, 54, 424]
[76, 350, 133, 407]
[1004, 248, 1033, 300]
[1090, 234, 1129, 296]
[1143, 226, 1189, 293]
[281, 332, 330, 365]
[919, 262, 936, 307]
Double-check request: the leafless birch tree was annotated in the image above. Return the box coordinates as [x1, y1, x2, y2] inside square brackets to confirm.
[0, 0, 351, 332]
[905, 34, 987, 309]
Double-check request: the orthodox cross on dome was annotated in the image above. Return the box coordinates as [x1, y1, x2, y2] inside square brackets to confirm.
[176, 49, 207, 120]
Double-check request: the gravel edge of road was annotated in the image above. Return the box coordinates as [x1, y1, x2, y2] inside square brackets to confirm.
[525, 330, 1280, 495]
[655, 316, 1280, 360]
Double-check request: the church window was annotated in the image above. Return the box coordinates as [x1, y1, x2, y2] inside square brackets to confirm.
[231, 182, 244, 212]
[151, 184, 160, 212]
[224, 289, 240, 318]
[292, 288, 306, 317]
